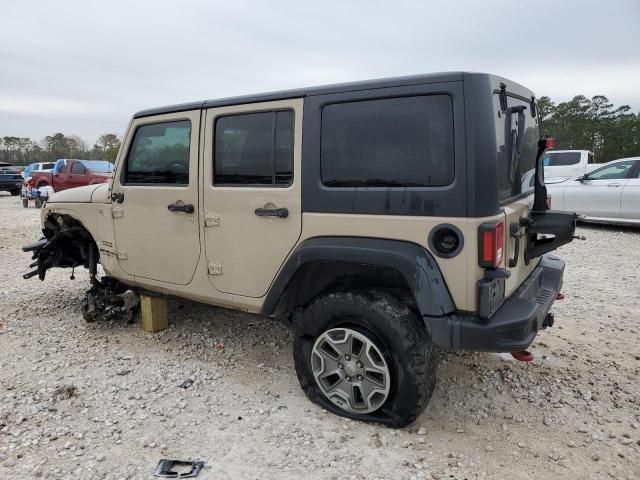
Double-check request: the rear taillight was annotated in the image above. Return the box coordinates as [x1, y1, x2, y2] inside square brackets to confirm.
[478, 221, 504, 268]
[545, 137, 555, 149]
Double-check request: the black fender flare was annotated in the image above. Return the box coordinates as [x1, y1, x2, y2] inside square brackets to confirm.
[261, 236, 456, 319]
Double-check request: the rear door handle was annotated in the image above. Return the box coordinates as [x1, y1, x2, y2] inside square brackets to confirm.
[168, 203, 194, 213]
[255, 207, 289, 218]
[607, 183, 621, 187]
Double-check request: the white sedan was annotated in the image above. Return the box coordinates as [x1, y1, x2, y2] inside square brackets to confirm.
[546, 157, 640, 226]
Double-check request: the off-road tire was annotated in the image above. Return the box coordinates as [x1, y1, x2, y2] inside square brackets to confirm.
[293, 290, 438, 427]
[10, 188, 20, 196]
[22, 198, 28, 208]
[34, 198, 43, 209]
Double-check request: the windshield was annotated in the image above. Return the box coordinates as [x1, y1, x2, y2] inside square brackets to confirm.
[494, 95, 540, 203]
[79, 160, 113, 173]
[543, 152, 581, 166]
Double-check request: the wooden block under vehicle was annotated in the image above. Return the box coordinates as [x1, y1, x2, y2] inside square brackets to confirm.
[140, 295, 168, 332]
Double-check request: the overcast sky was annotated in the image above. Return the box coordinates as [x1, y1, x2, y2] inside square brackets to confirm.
[1, 0, 639, 144]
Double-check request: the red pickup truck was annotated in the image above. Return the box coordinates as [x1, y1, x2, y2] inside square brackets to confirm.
[28, 159, 114, 191]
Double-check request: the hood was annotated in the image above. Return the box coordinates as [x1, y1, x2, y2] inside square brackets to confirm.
[48, 184, 105, 203]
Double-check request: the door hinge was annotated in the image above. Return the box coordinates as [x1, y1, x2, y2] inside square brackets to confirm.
[207, 262, 222, 275]
[204, 213, 220, 227]
[112, 208, 124, 219]
[117, 250, 127, 260]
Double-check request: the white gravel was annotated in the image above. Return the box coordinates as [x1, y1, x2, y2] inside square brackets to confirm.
[1, 193, 639, 480]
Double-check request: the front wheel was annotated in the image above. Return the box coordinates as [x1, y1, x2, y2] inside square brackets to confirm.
[22, 198, 28, 208]
[293, 290, 438, 427]
[34, 198, 43, 209]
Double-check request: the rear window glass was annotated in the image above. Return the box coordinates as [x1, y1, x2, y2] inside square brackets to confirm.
[320, 95, 454, 187]
[495, 95, 539, 202]
[543, 152, 581, 166]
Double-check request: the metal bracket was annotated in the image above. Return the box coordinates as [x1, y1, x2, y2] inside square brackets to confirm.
[117, 250, 127, 260]
[207, 262, 222, 275]
[112, 208, 124, 219]
[204, 213, 220, 227]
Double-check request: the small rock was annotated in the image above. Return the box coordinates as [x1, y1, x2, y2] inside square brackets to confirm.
[591, 454, 600, 462]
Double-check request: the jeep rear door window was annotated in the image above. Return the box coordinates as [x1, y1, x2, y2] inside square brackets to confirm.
[543, 152, 581, 166]
[214, 110, 293, 186]
[320, 95, 454, 188]
[125, 120, 191, 185]
[494, 95, 539, 202]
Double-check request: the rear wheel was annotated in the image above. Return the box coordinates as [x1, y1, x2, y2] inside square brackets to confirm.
[22, 198, 28, 208]
[10, 188, 20, 196]
[293, 290, 438, 427]
[34, 198, 43, 209]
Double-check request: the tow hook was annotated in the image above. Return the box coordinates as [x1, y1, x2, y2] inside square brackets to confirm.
[542, 312, 555, 329]
[511, 350, 534, 362]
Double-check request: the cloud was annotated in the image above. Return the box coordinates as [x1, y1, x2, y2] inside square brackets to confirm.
[0, 96, 114, 117]
[0, 0, 638, 143]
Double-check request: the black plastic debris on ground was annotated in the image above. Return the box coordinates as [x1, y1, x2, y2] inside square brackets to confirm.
[154, 459, 204, 478]
[178, 379, 194, 389]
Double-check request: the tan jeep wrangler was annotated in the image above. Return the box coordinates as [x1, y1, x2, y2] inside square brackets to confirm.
[24, 72, 577, 427]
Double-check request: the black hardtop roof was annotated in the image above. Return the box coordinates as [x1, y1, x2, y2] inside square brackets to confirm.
[133, 71, 473, 119]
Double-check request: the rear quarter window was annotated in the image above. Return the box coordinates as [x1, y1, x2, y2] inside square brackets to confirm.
[543, 152, 581, 166]
[320, 95, 454, 187]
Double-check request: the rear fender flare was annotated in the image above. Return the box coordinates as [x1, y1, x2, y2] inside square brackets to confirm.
[261, 237, 455, 319]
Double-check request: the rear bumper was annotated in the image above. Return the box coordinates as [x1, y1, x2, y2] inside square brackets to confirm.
[427, 254, 565, 352]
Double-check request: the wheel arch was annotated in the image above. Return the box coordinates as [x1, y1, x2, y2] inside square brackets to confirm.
[261, 236, 455, 320]
[24, 210, 101, 280]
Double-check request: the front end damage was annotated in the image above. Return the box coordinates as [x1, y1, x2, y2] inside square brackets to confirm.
[23, 213, 99, 281]
[23, 212, 139, 322]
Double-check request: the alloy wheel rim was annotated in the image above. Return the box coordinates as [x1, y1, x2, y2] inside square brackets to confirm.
[311, 327, 391, 414]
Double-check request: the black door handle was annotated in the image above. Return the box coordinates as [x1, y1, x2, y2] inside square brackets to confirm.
[255, 207, 288, 218]
[168, 203, 194, 214]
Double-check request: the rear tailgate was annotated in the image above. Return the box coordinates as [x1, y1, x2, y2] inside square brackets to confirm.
[493, 90, 541, 296]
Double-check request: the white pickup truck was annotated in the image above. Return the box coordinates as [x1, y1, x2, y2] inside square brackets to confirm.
[543, 150, 598, 180]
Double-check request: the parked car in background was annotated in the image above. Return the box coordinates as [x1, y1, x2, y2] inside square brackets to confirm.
[546, 157, 640, 226]
[21, 162, 56, 180]
[0, 163, 23, 195]
[543, 150, 598, 179]
[28, 159, 114, 192]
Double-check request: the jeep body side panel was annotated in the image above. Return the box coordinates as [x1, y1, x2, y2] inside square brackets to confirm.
[39, 203, 133, 283]
[294, 212, 504, 312]
[260, 236, 455, 318]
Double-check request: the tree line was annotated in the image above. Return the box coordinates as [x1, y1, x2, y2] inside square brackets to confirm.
[538, 95, 640, 163]
[0, 133, 121, 166]
[2, 93, 639, 167]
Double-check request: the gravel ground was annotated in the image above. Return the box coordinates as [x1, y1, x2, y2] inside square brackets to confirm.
[1, 192, 639, 480]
